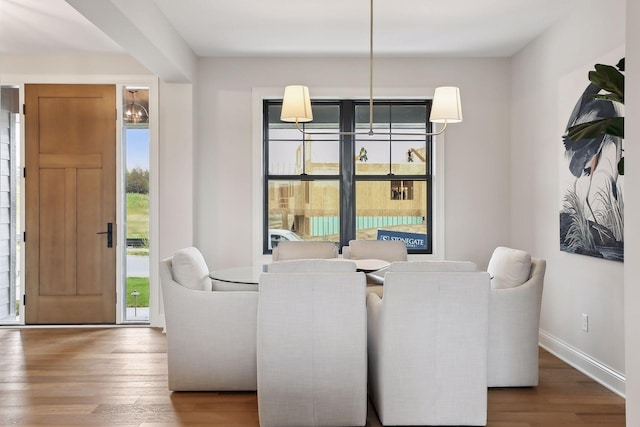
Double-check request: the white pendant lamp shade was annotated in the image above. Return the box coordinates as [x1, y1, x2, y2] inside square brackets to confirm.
[281, 85, 313, 123]
[429, 86, 463, 124]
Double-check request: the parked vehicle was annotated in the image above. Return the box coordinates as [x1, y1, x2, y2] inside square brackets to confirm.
[268, 229, 303, 250]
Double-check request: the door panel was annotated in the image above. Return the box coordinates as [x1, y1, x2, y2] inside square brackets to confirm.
[39, 168, 67, 295]
[77, 168, 103, 295]
[25, 84, 116, 324]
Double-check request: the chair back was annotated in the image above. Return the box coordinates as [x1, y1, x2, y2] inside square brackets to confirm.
[271, 240, 338, 261]
[389, 260, 477, 272]
[268, 259, 356, 273]
[368, 270, 490, 426]
[344, 239, 407, 261]
[528, 257, 547, 287]
[257, 271, 367, 426]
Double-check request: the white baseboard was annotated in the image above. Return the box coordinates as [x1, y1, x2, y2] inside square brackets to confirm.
[539, 329, 625, 398]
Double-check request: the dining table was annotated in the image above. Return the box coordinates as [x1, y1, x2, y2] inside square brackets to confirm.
[209, 258, 391, 286]
[209, 264, 267, 286]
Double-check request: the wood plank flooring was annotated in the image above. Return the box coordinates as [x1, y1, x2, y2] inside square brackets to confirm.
[0, 327, 625, 426]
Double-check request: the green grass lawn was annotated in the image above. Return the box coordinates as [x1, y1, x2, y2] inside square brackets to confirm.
[126, 192, 149, 239]
[126, 277, 149, 307]
[126, 194, 149, 307]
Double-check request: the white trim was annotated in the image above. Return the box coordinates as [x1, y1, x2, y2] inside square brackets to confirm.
[539, 329, 626, 398]
[1, 74, 155, 85]
[251, 88, 272, 266]
[429, 127, 446, 261]
[251, 86, 446, 264]
[158, 314, 166, 333]
[146, 83, 160, 328]
[0, 73, 159, 327]
[117, 82, 160, 327]
[115, 86, 124, 324]
[19, 84, 26, 326]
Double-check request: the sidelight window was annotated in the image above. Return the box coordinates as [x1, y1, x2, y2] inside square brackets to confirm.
[122, 86, 150, 323]
[0, 86, 20, 324]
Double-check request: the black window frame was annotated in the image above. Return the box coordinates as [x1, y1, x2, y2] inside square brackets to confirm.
[263, 99, 434, 254]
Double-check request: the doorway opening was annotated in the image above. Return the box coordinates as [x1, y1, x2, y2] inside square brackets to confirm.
[0, 82, 156, 326]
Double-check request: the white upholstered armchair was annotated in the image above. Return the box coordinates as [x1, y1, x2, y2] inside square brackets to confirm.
[257, 271, 368, 427]
[367, 270, 490, 426]
[160, 248, 258, 391]
[487, 247, 546, 387]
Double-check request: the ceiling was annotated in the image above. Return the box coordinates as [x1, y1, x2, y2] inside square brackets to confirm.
[0, 0, 123, 54]
[0, 0, 580, 58]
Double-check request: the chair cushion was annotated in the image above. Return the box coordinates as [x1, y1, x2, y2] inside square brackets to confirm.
[172, 247, 212, 291]
[487, 246, 531, 289]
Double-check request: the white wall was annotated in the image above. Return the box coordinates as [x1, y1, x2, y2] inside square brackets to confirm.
[625, 0, 640, 423]
[156, 81, 194, 326]
[194, 57, 511, 269]
[510, 0, 626, 394]
[0, 54, 151, 76]
[158, 82, 194, 258]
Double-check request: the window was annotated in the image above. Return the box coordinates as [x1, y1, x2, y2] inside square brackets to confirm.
[0, 86, 20, 324]
[263, 100, 434, 254]
[122, 86, 150, 323]
[391, 180, 414, 200]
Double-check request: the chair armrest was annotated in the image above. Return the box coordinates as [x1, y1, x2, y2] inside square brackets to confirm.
[367, 293, 383, 346]
[342, 246, 351, 259]
[366, 292, 383, 411]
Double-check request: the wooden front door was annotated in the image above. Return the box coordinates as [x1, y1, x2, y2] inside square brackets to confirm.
[25, 84, 116, 324]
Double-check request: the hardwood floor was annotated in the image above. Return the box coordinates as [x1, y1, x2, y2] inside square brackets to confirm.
[0, 327, 625, 426]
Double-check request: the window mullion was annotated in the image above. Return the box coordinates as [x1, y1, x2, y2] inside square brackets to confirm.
[340, 100, 355, 249]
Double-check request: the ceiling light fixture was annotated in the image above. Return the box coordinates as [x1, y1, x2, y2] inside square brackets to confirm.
[280, 0, 463, 137]
[124, 90, 149, 124]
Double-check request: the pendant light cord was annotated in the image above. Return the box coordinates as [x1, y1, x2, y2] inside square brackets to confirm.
[291, 0, 452, 137]
[369, 0, 374, 135]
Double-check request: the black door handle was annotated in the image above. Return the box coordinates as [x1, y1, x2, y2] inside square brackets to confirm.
[96, 222, 113, 248]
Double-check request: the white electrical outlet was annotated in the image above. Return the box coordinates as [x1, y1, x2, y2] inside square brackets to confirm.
[582, 313, 589, 332]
